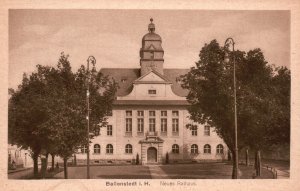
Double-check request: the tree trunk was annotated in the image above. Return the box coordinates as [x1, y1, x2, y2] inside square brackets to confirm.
[51, 154, 55, 170]
[63, 157, 68, 179]
[255, 150, 261, 176]
[246, 149, 249, 166]
[33, 152, 39, 178]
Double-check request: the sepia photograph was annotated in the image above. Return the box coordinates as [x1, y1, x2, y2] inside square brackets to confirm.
[1, 1, 300, 191]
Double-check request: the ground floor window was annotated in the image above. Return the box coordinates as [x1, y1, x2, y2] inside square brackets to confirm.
[172, 144, 179, 154]
[191, 144, 198, 154]
[125, 144, 133, 154]
[106, 144, 113, 154]
[81, 145, 87, 153]
[204, 144, 211, 154]
[216, 144, 224, 154]
[94, 144, 100, 154]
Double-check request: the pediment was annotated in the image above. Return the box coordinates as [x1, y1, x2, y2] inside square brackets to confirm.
[134, 70, 171, 83]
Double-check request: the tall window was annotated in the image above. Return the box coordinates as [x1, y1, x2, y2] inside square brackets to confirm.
[191, 144, 198, 154]
[107, 125, 112, 136]
[204, 144, 211, 154]
[216, 144, 224, 154]
[204, 125, 210, 136]
[137, 111, 144, 134]
[149, 111, 156, 132]
[172, 111, 179, 136]
[191, 126, 197, 136]
[81, 145, 87, 153]
[106, 144, 113, 154]
[172, 144, 179, 154]
[94, 144, 100, 154]
[161, 111, 167, 135]
[125, 144, 133, 154]
[94, 127, 100, 136]
[125, 111, 132, 135]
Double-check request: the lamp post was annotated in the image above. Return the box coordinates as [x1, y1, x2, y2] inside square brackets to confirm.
[86, 55, 96, 179]
[224, 37, 239, 179]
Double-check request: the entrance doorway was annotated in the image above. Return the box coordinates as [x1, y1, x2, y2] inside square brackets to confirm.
[147, 147, 157, 163]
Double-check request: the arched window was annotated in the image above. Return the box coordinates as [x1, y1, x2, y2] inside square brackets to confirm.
[172, 144, 179, 154]
[106, 144, 113, 154]
[81, 145, 87, 153]
[216, 144, 224, 154]
[191, 144, 198, 154]
[204, 144, 211, 154]
[125, 144, 133, 154]
[94, 144, 100, 154]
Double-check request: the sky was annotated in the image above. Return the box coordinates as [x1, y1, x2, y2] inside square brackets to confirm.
[9, 10, 290, 89]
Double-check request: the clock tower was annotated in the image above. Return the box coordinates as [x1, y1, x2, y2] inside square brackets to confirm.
[140, 18, 164, 76]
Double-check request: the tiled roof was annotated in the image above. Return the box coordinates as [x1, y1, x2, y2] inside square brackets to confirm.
[100, 68, 190, 97]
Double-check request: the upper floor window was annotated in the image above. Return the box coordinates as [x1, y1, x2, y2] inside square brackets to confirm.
[216, 144, 224, 154]
[126, 118, 132, 132]
[81, 145, 87, 154]
[126, 111, 132, 117]
[204, 125, 210, 136]
[107, 125, 112, 136]
[191, 126, 197, 136]
[149, 111, 155, 117]
[148, 89, 156, 95]
[149, 118, 156, 132]
[94, 127, 100, 136]
[161, 118, 167, 133]
[172, 111, 179, 117]
[106, 144, 113, 154]
[172, 144, 179, 154]
[125, 144, 133, 154]
[191, 144, 198, 154]
[161, 111, 167, 117]
[94, 144, 100, 154]
[204, 144, 211, 154]
[172, 119, 179, 133]
[137, 111, 144, 117]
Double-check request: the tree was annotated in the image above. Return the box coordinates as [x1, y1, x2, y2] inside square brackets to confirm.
[181, 39, 290, 178]
[8, 52, 118, 179]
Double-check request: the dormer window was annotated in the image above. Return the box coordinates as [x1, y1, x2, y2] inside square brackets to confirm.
[121, 78, 127, 83]
[148, 89, 156, 95]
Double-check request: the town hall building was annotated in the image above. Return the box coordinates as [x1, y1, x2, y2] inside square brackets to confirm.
[76, 18, 228, 165]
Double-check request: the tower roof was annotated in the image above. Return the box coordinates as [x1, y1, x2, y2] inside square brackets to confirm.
[142, 18, 162, 41]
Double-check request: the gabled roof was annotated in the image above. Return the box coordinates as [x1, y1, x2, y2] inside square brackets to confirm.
[134, 70, 172, 84]
[100, 68, 190, 97]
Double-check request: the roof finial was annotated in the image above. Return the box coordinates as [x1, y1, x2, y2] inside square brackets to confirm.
[148, 18, 155, 33]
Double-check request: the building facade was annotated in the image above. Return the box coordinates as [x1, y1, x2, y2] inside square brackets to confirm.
[76, 19, 228, 165]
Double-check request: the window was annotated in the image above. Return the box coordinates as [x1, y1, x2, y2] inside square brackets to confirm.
[137, 111, 144, 134]
[172, 144, 179, 154]
[126, 118, 132, 132]
[149, 111, 155, 117]
[161, 110, 167, 134]
[149, 118, 156, 132]
[148, 89, 156, 95]
[204, 125, 210, 136]
[161, 118, 167, 132]
[137, 111, 144, 117]
[204, 144, 211, 154]
[191, 126, 197, 136]
[137, 118, 144, 133]
[81, 145, 87, 154]
[107, 125, 112, 136]
[106, 144, 113, 154]
[125, 144, 133, 154]
[216, 144, 224, 154]
[172, 119, 179, 133]
[191, 144, 198, 154]
[126, 111, 132, 117]
[161, 111, 167, 117]
[125, 110, 132, 134]
[172, 111, 179, 117]
[94, 127, 100, 136]
[94, 144, 100, 154]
